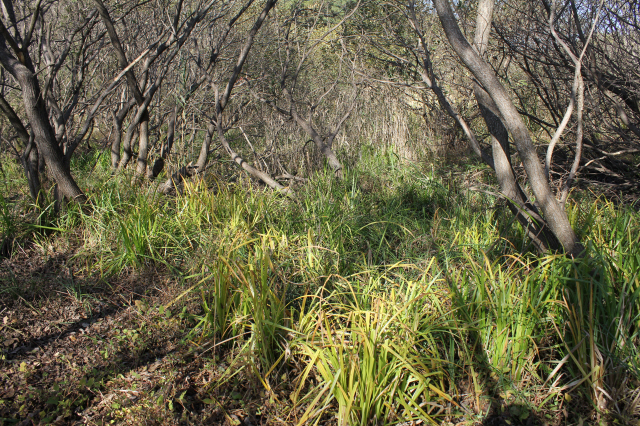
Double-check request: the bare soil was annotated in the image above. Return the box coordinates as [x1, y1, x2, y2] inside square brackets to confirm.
[0, 242, 281, 425]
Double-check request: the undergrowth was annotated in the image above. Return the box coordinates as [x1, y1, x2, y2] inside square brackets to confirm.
[3, 147, 640, 425]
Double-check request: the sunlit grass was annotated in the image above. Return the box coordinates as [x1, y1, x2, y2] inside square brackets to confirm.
[4, 147, 639, 424]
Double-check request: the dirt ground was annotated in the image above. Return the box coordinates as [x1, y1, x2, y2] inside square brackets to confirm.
[0, 242, 284, 425]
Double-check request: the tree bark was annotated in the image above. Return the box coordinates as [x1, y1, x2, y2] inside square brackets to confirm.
[0, 93, 42, 206]
[288, 103, 343, 178]
[216, 121, 290, 194]
[195, 122, 215, 173]
[23, 140, 42, 207]
[94, 0, 151, 176]
[472, 0, 559, 252]
[136, 119, 150, 176]
[207, 0, 283, 191]
[117, 84, 159, 171]
[148, 106, 178, 180]
[0, 36, 86, 203]
[110, 98, 135, 169]
[434, 0, 582, 256]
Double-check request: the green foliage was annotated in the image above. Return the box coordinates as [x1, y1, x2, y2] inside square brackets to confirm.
[3, 147, 640, 424]
[448, 253, 562, 383]
[291, 264, 451, 425]
[545, 200, 640, 418]
[0, 193, 17, 237]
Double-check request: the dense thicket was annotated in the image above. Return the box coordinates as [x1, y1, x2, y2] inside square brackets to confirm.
[2, 0, 640, 424]
[2, 0, 638, 255]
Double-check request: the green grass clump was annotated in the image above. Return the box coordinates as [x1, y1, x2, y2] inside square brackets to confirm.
[291, 263, 451, 425]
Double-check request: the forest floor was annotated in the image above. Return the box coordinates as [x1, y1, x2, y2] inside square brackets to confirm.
[0, 240, 558, 426]
[2, 159, 634, 426]
[0, 241, 575, 426]
[0, 243, 289, 426]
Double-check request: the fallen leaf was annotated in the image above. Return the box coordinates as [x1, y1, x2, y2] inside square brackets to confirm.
[134, 300, 148, 313]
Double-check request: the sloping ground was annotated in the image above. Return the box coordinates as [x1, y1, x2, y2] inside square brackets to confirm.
[0, 244, 283, 425]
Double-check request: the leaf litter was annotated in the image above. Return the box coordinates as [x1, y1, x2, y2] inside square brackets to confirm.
[0, 243, 281, 425]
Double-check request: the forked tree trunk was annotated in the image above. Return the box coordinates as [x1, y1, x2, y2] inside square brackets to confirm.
[94, 0, 150, 176]
[433, 0, 582, 256]
[110, 99, 135, 169]
[118, 93, 157, 171]
[472, 0, 559, 253]
[289, 108, 343, 178]
[157, 119, 215, 193]
[0, 38, 86, 203]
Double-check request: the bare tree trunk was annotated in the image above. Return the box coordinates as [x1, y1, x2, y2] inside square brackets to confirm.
[0, 38, 86, 203]
[406, 3, 555, 249]
[148, 106, 178, 179]
[433, 0, 582, 256]
[118, 126, 137, 171]
[288, 104, 343, 178]
[111, 111, 123, 169]
[93, 0, 145, 104]
[195, 122, 215, 173]
[208, 0, 282, 191]
[250, 82, 348, 179]
[110, 98, 135, 169]
[164, 107, 178, 160]
[472, 0, 559, 252]
[405, 8, 494, 167]
[94, 0, 150, 176]
[216, 121, 290, 193]
[136, 118, 150, 176]
[157, 119, 216, 193]
[22, 137, 43, 207]
[0, 93, 43, 207]
[117, 88, 158, 171]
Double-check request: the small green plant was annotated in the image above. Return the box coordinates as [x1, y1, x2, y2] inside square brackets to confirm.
[237, 235, 290, 371]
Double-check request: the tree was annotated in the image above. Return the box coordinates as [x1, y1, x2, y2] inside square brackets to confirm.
[94, 0, 219, 177]
[248, 0, 363, 180]
[431, 0, 583, 256]
[159, 0, 283, 194]
[0, 0, 94, 204]
[493, 0, 639, 198]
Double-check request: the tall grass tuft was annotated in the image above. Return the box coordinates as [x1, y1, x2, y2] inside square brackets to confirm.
[291, 263, 452, 425]
[546, 199, 640, 420]
[448, 253, 562, 385]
